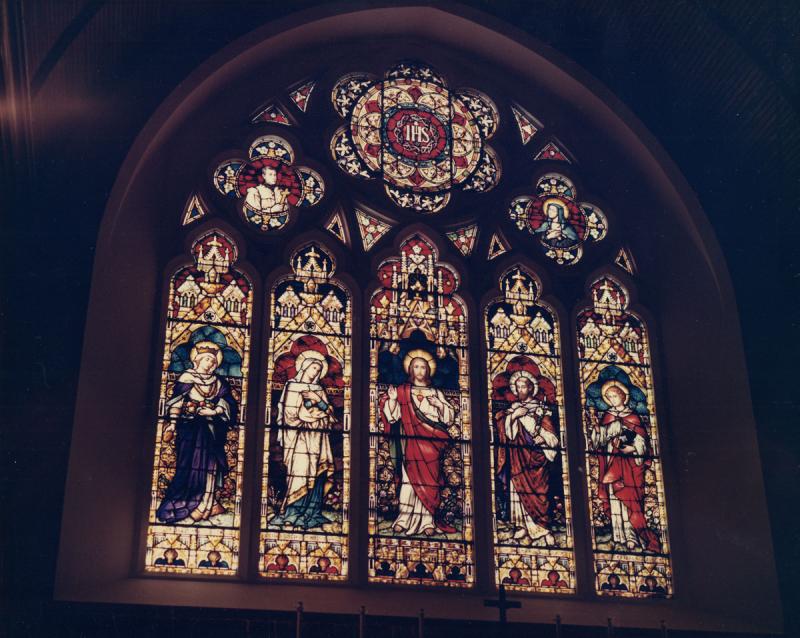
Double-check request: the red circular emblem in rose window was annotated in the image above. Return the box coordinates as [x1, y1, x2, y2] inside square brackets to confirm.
[384, 108, 448, 162]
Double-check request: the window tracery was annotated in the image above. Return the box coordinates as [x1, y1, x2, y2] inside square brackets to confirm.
[145, 61, 674, 600]
[508, 173, 608, 265]
[330, 61, 501, 213]
[212, 136, 324, 232]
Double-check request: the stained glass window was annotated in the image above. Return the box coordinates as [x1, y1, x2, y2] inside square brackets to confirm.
[289, 80, 316, 112]
[534, 141, 570, 163]
[212, 136, 324, 233]
[486, 266, 575, 593]
[259, 243, 352, 580]
[143, 66, 681, 602]
[355, 207, 393, 251]
[577, 276, 672, 597]
[445, 224, 478, 257]
[510, 104, 539, 145]
[487, 231, 510, 261]
[614, 247, 636, 275]
[145, 230, 252, 574]
[508, 173, 607, 265]
[251, 102, 291, 126]
[182, 194, 208, 226]
[368, 234, 474, 587]
[330, 61, 500, 213]
[324, 208, 350, 246]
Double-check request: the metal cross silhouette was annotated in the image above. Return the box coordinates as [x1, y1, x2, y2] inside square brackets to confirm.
[484, 584, 521, 626]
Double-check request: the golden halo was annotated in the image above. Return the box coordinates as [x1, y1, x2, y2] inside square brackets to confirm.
[295, 349, 329, 380]
[542, 197, 569, 219]
[403, 349, 437, 378]
[600, 379, 629, 403]
[190, 341, 223, 367]
[509, 370, 538, 395]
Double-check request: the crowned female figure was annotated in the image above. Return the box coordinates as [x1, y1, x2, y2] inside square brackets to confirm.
[379, 349, 457, 536]
[271, 349, 336, 529]
[495, 370, 559, 544]
[588, 379, 661, 552]
[157, 341, 236, 523]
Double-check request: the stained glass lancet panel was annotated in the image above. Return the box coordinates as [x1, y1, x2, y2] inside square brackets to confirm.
[145, 230, 252, 574]
[577, 277, 672, 597]
[259, 243, 351, 580]
[486, 266, 575, 593]
[368, 234, 474, 587]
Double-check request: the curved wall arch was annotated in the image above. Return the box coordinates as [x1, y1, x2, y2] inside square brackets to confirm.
[56, 4, 780, 633]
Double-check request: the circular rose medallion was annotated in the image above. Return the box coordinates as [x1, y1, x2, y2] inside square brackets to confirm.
[384, 107, 448, 162]
[348, 78, 484, 193]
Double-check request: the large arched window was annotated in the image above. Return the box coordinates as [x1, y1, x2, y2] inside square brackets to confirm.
[137, 55, 674, 596]
[57, 8, 777, 634]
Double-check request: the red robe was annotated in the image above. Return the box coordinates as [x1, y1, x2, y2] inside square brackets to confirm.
[495, 409, 557, 526]
[379, 384, 454, 532]
[597, 411, 661, 552]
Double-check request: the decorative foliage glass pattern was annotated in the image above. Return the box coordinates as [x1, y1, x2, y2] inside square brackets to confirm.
[510, 104, 539, 145]
[486, 266, 575, 593]
[355, 208, 392, 252]
[259, 244, 352, 580]
[508, 173, 607, 265]
[145, 230, 252, 575]
[577, 277, 672, 597]
[330, 61, 500, 213]
[368, 234, 474, 587]
[212, 136, 323, 232]
[445, 224, 478, 257]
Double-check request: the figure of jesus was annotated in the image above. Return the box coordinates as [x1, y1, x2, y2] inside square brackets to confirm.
[495, 371, 559, 544]
[379, 349, 457, 536]
[244, 165, 289, 217]
[588, 380, 661, 552]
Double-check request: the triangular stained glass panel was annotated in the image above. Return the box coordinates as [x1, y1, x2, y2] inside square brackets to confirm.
[355, 208, 392, 252]
[534, 142, 571, 163]
[615, 247, 636, 275]
[511, 105, 539, 145]
[289, 81, 316, 112]
[487, 232, 510, 260]
[182, 194, 207, 226]
[325, 209, 350, 246]
[251, 103, 291, 125]
[446, 224, 479, 257]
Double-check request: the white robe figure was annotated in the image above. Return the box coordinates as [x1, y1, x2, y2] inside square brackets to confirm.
[273, 351, 335, 529]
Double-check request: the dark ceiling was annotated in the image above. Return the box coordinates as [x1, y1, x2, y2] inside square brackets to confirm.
[2, 0, 798, 635]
